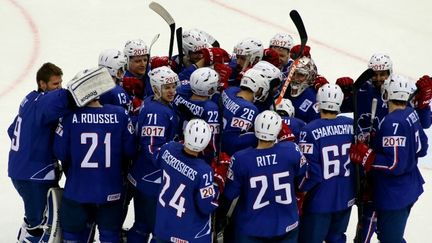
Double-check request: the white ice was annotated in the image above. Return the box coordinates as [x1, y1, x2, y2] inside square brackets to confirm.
[1, 0, 431, 242]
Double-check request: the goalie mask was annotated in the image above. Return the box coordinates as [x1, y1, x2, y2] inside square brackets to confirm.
[190, 67, 219, 97]
[184, 119, 212, 152]
[254, 110, 282, 141]
[290, 56, 317, 97]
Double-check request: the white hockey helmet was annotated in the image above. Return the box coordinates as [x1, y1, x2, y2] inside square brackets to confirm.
[124, 39, 149, 58]
[182, 29, 211, 55]
[98, 49, 126, 79]
[233, 38, 264, 65]
[253, 60, 282, 82]
[254, 110, 282, 141]
[368, 53, 393, 74]
[149, 66, 179, 98]
[317, 84, 344, 112]
[269, 33, 294, 50]
[184, 119, 212, 152]
[240, 68, 270, 102]
[381, 73, 416, 102]
[274, 98, 295, 117]
[190, 67, 219, 97]
[192, 28, 217, 46]
[290, 56, 317, 97]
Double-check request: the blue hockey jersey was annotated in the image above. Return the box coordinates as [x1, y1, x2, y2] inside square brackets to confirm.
[127, 96, 179, 196]
[224, 142, 307, 237]
[298, 116, 356, 213]
[99, 84, 132, 110]
[53, 104, 136, 203]
[284, 86, 320, 123]
[281, 115, 306, 144]
[8, 89, 72, 181]
[220, 87, 258, 156]
[155, 142, 218, 243]
[370, 106, 427, 210]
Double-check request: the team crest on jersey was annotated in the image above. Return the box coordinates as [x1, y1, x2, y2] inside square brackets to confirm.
[299, 99, 313, 112]
[55, 123, 63, 137]
[127, 121, 135, 134]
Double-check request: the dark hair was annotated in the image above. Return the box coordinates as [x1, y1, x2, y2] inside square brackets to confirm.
[36, 62, 63, 88]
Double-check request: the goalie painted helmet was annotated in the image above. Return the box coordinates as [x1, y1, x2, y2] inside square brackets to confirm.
[368, 53, 393, 74]
[254, 110, 282, 141]
[290, 56, 317, 97]
[233, 38, 264, 65]
[98, 49, 126, 79]
[274, 98, 295, 117]
[149, 66, 179, 98]
[124, 39, 149, 58]
[317, 84, 344, 112]
[240, 68, 270, 102]
[190, 67, 219, 97]
[269, 33, 294, 50]
[184, 118, 212, 152]
[182, 29, 211, 55]
[381, 73, 416, 102]
[253, 60, 282, 82]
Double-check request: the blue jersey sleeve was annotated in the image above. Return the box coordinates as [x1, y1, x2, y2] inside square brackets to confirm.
[178, 64, 198, 84]
[297, 129, 321, 191]
[195, 169, 218, 215]
[53, 116, 72, 168]
[224, 155, 242, 200]
[35, 89, 72, 125]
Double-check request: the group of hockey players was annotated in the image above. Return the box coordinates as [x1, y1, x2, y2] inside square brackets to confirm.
[8, 28, 432, 243]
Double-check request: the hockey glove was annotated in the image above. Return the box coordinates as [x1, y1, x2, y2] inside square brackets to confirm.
[290, 44, 311, 59]
[414, 75, 432, 109]
[122, 76, 144, 98]
[278, 122, 296, 142]
[336, 76, 354, 97]
[349, 142, 375, 172]
[263, 48, 281, 68]
[214, 63, 232, 91]
[199, 47, 230, 66]
[131, 97, 143, 115]
[211, 152, 231, 193]
[150, 56, 177, 71]
[313, 75, 329, 91]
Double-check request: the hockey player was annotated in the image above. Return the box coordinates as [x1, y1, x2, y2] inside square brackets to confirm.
[98, 49, 131, 110]
[297, 84, 355, 243]
[229, 37, 264, 86]
[252, 60, 283, 112]
[127, 66, 180, 242]
[223, 110, 307, 242]
[268, 33, 294, 73]
[283, 56, 320, 123]
[7, 62, 73, 243]
[274, 98, 306, 143]
[154, 119, 220, 243]
[220, 68, 269, 156]
[350, 74, 428, 243]
[53, 68, 136, 243]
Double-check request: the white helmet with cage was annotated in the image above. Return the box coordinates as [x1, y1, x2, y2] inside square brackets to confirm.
[368, 53, 393, 74]
[182, 29, 211, 55]
[184, 118, 213, 152]
[274, 98, 295, 117]
[190, 67, 219, 97]
[253, 60, 282, 82]
[254, 110, 282, 141]
[240, 68, 270, 102]
[381, 73, 416, 102]
[98, 49, 126, 79]
[233, 38, 264, 66]
[149, 66, 179, 98]
[269, 33, 294, 50]
[290, 56, 318, 97]
[317, 84, 344, 112]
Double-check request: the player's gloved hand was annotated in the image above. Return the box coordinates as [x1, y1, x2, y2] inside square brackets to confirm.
[263, 48, 281, 68]
[313, 75, 329, 91]
[290, 45, 311, 59]
[414, 75, 432, 109]
[278, 122, 296, 142]
[214, 63, 232, 91]
[131, 97, 143, 115]
[122, 76, 144, 98]
[336, 76, 354, 97]
[211, 152, 231, 193]
[199, 47, 230, 66]
[296, 191, 306, 217]
[349, 142, 375, 172]
[150, 56, 177, 71]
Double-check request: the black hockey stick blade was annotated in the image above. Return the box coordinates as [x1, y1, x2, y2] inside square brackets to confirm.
[149, 2, 176, 58]
[176, 27, 184, 71]
[353, 68, 374, 90]
[289, 10, 308, 60]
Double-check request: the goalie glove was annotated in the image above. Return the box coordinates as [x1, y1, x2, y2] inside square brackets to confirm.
[67, 67, 115, 107]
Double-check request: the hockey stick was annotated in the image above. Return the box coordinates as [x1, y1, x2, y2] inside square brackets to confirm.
[176, 27, 184, 71]
[352, 68, 375, 243]
[275, 10, 308, 106]
[149, 33, 160, 54]
[149, 2, 176, 59]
